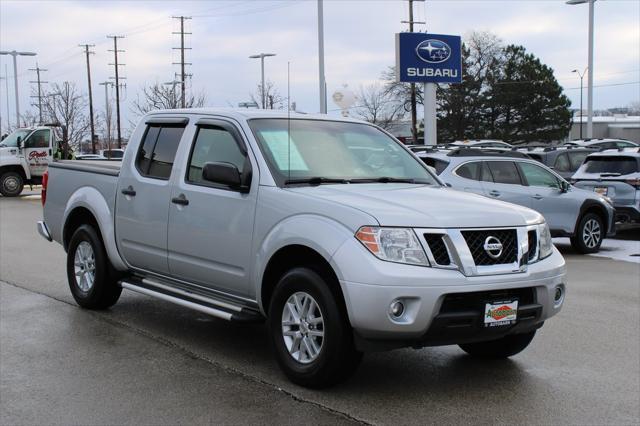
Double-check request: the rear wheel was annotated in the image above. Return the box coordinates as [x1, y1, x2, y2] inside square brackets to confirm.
[571, 212, 604, 254]
[268, 267, 362, 388]
[459, 331, 536, 359]
[66, 224, 122, 309]
[0, 171, 24, 197]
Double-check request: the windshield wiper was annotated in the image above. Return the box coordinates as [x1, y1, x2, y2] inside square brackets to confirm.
[349, 177, 429, 184]
[284, 177, 349, 186]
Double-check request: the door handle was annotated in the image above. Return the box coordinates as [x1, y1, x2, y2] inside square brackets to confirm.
[532, 194, 543, 200]
[171, 194, 189, 206]
[489, 190, 500, 197]
[121, 186, 136, 196]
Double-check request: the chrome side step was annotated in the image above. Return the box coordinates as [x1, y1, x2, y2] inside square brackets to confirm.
[120, 278, 263, 323]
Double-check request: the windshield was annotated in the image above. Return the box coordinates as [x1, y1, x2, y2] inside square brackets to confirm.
[584, 157, 638, 175]
[248, 119, 438, 186]
[103, 150, 124, 159]
[1, 129, 33, 148]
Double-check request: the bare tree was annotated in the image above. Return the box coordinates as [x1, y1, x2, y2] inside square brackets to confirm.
[250, 80, 284, 109]
[21, 110, 40, 128]
[42, 82, 90, 150]
[131, 82, 206, 117]
[352, 83, 405, 130]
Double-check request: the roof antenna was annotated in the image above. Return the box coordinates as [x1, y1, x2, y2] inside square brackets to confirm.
[287, 61, 291, 183]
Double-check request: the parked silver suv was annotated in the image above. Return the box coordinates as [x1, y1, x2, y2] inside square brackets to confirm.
[572, 148, 640, 224]
[418, 148, 615, 253]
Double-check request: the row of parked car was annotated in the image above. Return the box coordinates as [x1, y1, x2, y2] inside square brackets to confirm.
[407, 139, 640, 254]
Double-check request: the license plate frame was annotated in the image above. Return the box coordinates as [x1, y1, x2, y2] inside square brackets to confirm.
[594, 186, 608, 196]
[484, 300, 518, 327]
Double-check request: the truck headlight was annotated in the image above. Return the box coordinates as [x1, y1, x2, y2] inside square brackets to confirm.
[356, 226, 429, 266]
[538, 222, 553, 260]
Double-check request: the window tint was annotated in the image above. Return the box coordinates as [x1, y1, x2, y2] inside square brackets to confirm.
[486, 161, 521, 185]
[420, 157, 449, 175]
[568, 151, 589, 170]
[25, 129, 49, 148]
[136, 125, 185, 179]
[187, 126, 247, 186]
[455, 162, 481, 180]
[553, 153, 570, 172]
[584, 157, 639, 175]
[519, 162, 560, 189]
[480, 161, 493, 182]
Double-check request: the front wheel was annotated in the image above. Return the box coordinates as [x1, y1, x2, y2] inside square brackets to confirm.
[268, 267, 362, 388]
[66, 224, 122, 309]
[571, 212, 604, 254]
[0, 171, 24, 197]
[459, 331, 536, 358]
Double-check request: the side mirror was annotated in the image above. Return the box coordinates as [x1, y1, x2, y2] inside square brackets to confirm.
[17, 136, 22, 149]
[202, 162, 247, 192]
[560, 180, 570, 193]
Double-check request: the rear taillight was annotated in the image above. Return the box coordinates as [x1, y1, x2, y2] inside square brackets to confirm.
[625, 178, 640, 189]
[41, 170, 48, 206]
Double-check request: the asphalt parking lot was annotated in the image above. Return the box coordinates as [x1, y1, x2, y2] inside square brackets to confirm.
[1, 192, 639, 425]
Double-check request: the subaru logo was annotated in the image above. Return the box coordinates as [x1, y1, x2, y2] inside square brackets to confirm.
[416, 39, 452, 64]
[483, 236, 503, 259]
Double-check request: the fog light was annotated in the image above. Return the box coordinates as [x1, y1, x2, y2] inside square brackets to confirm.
[554, 285, 565, 307]
[390, 300, 405, 318]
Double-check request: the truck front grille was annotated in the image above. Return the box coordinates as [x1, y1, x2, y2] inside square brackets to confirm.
[461, 229, 518, 266]
[527, 230, 538, 262]
[423, 234, 451, 266]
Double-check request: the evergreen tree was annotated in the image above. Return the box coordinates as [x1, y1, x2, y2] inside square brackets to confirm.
[483, 45, 572, 143]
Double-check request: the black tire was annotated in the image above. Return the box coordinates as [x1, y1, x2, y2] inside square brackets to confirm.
[0, 171, 24, 197]
[268, 267, 362, 388]
[459, 331, 536, 359]
[66, 224, 122, 309]
[571, 212, 604, 254]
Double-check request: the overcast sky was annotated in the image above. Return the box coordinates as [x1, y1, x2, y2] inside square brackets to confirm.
[1, 0, 638, 131]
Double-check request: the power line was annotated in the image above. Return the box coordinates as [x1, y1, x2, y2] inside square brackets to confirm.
[79, 44, 97, 153]
[28, 63, 48, 124]
[107, 35, 125, 149]
[172, 16, 192, 109]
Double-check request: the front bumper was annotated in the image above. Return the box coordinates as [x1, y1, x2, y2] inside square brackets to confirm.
[332, 239, 566, 349]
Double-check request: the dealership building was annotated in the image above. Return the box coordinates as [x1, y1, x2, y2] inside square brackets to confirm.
[569, 115, 640, 143]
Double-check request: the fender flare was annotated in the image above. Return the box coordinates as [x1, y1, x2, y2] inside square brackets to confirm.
[62, 186, 128, 271]
[252, 214, 355, 310]
[575, 199, 609, 235]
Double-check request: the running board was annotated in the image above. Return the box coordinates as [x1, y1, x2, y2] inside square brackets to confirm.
[120, 279, 264, 323]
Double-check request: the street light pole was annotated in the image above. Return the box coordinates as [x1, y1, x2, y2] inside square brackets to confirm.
[0, 50, 37, 128]
[249, 53, 276, 109]
[567, 0, 595, 138]
[317, 0, 326, 114]
[572, 68, 587, 139]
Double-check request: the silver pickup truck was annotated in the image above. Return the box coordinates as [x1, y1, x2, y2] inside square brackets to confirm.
[38, 109, 566, 388]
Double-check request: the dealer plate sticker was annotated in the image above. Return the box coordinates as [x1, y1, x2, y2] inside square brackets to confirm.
[484, 300, 518, 327]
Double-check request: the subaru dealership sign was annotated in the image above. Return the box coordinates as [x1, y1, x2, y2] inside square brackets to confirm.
[395, 33, 462, 84]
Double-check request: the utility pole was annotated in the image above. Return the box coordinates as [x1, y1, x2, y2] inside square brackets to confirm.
[172, 16, 192, 108]
[2, 65, 9, 132]
[317, 0, 326, 114]
[0, 50, 37, 128]
[29, 63, 48, 125]
[79, 44, 97, 153]
[402, 0, 425, 144]
[99, 81, 113, 154]
[107, 35, 125, 148]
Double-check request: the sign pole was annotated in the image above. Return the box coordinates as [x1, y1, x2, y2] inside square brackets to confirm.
[424, 83, 437, 145]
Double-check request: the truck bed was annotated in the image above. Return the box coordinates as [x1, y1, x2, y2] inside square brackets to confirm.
[52, 160, 122, 176]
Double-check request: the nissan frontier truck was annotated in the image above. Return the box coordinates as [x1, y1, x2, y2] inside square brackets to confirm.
[38, 109, 566, 387]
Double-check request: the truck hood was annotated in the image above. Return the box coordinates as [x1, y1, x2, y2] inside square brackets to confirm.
[287, 184, 543, 228]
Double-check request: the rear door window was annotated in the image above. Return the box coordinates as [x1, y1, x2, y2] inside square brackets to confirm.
[136, 125, 186, 179]
[486, 161, 522, 185]
[455, 161, 481, 180]
[553, 153, 571, 173]
[584, 157, 639, 175]
[568, 151, 590, 171]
